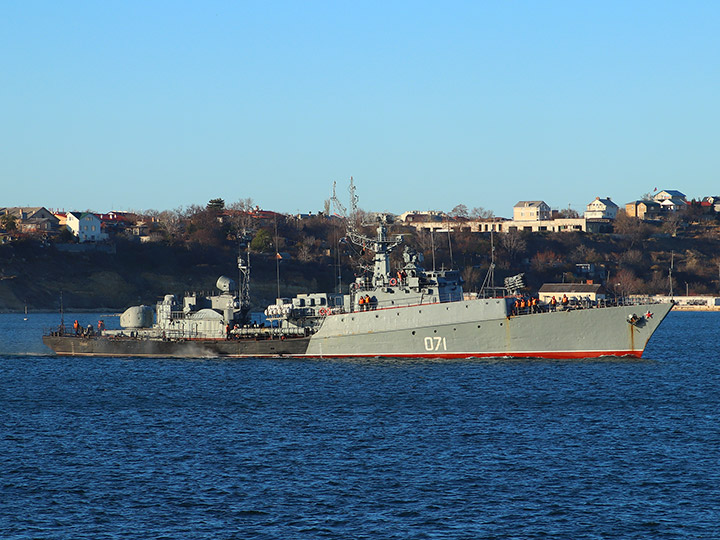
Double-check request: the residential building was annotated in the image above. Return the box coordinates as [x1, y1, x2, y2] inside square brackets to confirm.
[625, 200, 662, 220]
[0, 207, 59, 233]
[584, 197, 619, 220]
[66, 212, 108, 242]
[505, 217, 589, 233]
[653, 190, 686, 202]
[701, 196, 720, 213]
[513, 201, 551, 221]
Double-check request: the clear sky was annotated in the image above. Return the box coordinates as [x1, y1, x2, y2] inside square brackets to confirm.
[2, 1, 719, 217]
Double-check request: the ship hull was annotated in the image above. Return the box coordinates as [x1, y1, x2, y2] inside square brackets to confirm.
[42, 335, 312, 358]
[43, 300, 672, 359]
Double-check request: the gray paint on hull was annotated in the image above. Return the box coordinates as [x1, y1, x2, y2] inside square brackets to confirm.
[306, 301, 672, 357]
[43, 301, 672, 359]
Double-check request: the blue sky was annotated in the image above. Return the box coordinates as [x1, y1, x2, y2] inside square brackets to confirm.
[2, 1, 719, 217]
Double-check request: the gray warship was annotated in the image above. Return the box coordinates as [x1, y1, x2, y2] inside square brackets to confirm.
[43, 212, 672, 359]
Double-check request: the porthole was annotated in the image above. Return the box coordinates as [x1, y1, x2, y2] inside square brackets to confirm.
[433, 329, 437, 333]
[412, 331, 416, 335]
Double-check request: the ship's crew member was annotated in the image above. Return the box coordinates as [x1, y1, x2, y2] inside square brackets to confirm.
[226, 323, 231, 340]
[550, 296, 557, 311]
[531, 297, 538, 313]
[561, 294, 569, 308]
[519, 298, 526, 312]
[97, 320, 105, 335]
[371, 296, 377, 310]
[73, 320, 80, 335]
[358, 295, 365, 311]
[512, 299, 518, 316]
[365, 295, 371, 311]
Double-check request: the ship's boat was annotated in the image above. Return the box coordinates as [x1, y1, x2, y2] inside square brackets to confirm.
[43, 214, 672, 359]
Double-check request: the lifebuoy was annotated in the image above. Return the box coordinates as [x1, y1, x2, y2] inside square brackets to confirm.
[319, 308, 328, 316]
[389, 278, 397, 286]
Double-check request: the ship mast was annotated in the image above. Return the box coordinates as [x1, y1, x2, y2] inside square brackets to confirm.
[333, 178, 402, 288]
[237, 231, 251, 313]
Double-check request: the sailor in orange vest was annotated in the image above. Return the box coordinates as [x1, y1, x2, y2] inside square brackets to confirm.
[358, 296, 365, 311]
[531, 297, 538, 313]
[73, 320, 80, 335]
[365, 295, 371, 311]
[561, 294, 569, 308]
[550, 296, 557, 311]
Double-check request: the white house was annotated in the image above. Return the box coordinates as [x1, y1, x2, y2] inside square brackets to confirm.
[653, 190, 686, 202]
[584, 197, 619, 220]
[66, 212, 108, 242]
[513, 201, 551, 221]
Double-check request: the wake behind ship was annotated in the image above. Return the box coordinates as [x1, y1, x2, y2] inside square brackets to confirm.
[43, 212, 672, 359]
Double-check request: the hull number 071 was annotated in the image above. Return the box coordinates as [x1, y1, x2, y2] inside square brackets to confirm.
[424, 336, 447, 352]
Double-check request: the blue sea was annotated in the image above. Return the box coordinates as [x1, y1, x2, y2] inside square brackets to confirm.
[1, 311, 719, 539]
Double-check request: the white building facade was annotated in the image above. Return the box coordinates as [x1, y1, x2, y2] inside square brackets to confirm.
[66, 212, 108, 242]
[584, 197, 619, 219]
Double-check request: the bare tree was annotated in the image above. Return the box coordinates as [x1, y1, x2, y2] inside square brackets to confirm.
[556, 207, 579, 218]
[500, 230, 527, 262]
[613, 211, 651, 247]
[461, 266, 481, 291]
[228, 198, 255, 232]
[615, 268, 644, 297]
[470, 206, 494, 219]
[449, 204, 469, 219]
[662, 212, 682, 237]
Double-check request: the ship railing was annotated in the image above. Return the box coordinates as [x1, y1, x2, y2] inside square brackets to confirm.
[230, 326, 310, 338]
[509, 296, 661, 316]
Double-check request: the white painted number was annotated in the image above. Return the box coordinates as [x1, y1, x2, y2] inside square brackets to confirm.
[423, 336, 447, 352]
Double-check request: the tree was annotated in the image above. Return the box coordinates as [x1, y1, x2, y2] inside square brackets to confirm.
[250, 229, 273, 252]
[615, 268, 644, 297]
[207, 198, 225, 211]
[449, 204, 469, 219]
[0, 213, 17, 232]
[661, 212, 682, 237]
[556, 207, 579, 218]
[461, 266, 481, 291]
[613, 210, 651, 247]
[500, 230, 527, 262]
[228, 198, 255, 233]
[470, 206, 494, 219]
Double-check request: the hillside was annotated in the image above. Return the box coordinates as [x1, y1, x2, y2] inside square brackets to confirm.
[2, 217, 720, 313]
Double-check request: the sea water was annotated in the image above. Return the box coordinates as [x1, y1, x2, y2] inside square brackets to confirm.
[1, 311, 719, 539]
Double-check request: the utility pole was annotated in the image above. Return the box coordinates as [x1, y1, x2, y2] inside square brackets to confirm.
[669, 251, 674, 297]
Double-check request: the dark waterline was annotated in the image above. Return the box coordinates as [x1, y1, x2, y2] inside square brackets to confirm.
[1, 312, 719, 539]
